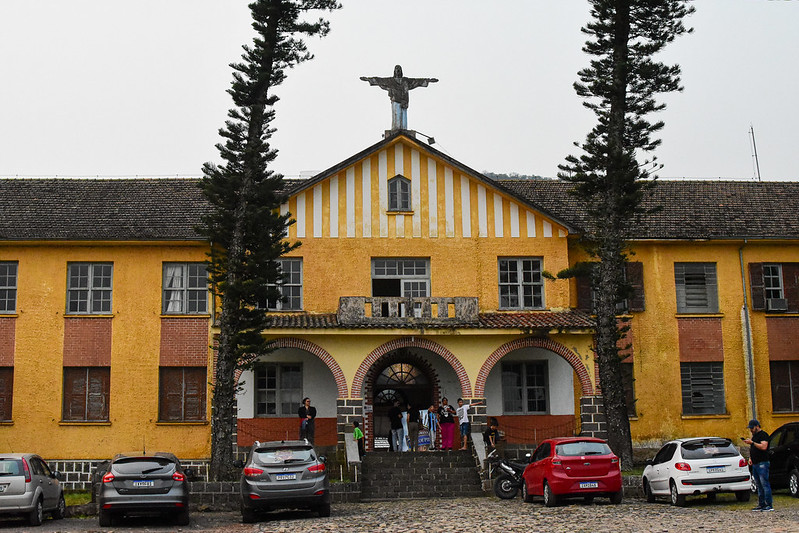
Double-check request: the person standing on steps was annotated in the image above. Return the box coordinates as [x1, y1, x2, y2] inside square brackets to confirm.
[406, 403, 420, 452]
[388, 399, 404, 452]
[438, 397, 457, 451]
[744, 419, 773, 512]
[456, 398, 483, 450]
[298, 397, 316, 444]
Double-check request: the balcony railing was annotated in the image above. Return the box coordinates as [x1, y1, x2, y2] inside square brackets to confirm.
[337, 296, 478, 325]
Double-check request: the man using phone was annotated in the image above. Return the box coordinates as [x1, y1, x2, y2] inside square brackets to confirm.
[742, 419, 773, 512]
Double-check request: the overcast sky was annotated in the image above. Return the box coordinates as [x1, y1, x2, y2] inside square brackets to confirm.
[1, 1, 796, 181]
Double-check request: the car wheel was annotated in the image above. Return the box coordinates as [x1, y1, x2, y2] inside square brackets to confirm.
[494, 474, 519, 500]
[28, 498, 43, 526]
[241, 506, 258, 524]
[521, 479, 533, 503]
[736, 490, 751, 502]
[610, 490, 623, 504]
[643, 479, 655, 503]
[669, 480, 686, 507]
[51, 493, 67, 520]
[317, 502, 331, 517]
[543, 481, 558, 507]
[98, 508, 113, 527]
[789, 468, 799, 498]
[174, 509, 190, 526]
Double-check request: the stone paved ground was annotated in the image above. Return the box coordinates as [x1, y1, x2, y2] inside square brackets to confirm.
[2, 494, 798, 532]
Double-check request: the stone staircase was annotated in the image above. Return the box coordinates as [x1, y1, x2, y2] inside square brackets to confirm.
[360, 450, 484, 500]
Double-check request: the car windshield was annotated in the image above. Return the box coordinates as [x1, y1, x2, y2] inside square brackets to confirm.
[0, 459, 23, 476]
[555, 442, 612, 456]
[113, 457, 176, 475]
[253, 447, 314, 465]
[680, 439, 738, 459]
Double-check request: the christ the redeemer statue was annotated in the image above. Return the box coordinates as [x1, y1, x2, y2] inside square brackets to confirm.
[360, 65, 438, 131]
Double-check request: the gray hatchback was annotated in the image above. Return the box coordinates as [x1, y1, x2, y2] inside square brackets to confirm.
[237, 440, 330, 522]
[0, 453, 65, 526]
[97, 453, 191, 527]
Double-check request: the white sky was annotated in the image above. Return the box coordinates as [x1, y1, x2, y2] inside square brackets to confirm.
[0, 1, 796, 180]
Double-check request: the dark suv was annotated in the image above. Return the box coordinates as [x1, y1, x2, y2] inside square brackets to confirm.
[97, 453, 192, 526]
[236, 440, 330, 522]
[766, 422, 799, 497]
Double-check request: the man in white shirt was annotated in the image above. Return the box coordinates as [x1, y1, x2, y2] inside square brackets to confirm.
[456, 398, 483, 450]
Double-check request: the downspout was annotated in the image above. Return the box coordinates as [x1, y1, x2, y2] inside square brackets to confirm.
[739, 242, 757, 420]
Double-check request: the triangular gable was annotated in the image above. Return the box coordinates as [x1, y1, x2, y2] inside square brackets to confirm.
[281, 131, 573, 240]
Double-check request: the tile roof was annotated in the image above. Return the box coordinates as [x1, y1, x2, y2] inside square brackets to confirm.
[262, 310, 595, 330]
[499, 178, 799, 240]
[0, 178, 209, 241]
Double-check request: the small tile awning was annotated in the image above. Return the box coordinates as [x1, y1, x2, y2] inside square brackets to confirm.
[262, 309, 595, 330]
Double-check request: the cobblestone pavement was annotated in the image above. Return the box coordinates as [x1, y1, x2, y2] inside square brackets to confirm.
[1, 495, 798, 533]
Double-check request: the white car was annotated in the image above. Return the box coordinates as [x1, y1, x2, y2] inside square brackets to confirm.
[642, 437, 751, 506]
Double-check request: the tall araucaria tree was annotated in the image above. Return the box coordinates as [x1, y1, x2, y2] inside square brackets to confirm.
[198, 0, 339, 481]
[558, 0, 693, 468]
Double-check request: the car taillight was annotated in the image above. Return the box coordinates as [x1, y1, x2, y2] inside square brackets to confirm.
[739, 458, 747, 468]
[308, 463, 326, 473]
[611, 457, 619, 464]
[21, 458, 31, 483]
[674, 462, 692, 471]
[243, 467, 264, 477]
[102, 472, 115, 483]
[172, 472, 185, 482]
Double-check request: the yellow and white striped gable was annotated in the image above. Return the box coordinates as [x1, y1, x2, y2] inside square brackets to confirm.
[280, 132, 572, 241]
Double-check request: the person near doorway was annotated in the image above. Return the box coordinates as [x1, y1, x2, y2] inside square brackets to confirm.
[353, 420, 365, 459]
[298, 397, 316, 444]
[438, 397, 457, 450]
[406, 403, 420, 452]
[483, 417, 500, 453]
[426, 404, 439, 450]
[743, 419, 773, 511]
[456, 398, 483, 450]
[388, 400, 404, 452]
[400, 403, 410, 451]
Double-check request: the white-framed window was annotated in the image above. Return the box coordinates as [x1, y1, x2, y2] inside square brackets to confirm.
[0, 262, 18, 313]
[371, 258, 430, 297]
[266, 258, 303, 311]
[387, 175, 411, 211]
[162, 263, 208, 314]
[674, 262, 718, 314]
[763, 264, 784, 300]
[255, 363, 302, 416]
[680, 362, 725, 415]
[66, 263, 113, 314]
[498, 257, 544, 309]
[501, 361, 548, 414]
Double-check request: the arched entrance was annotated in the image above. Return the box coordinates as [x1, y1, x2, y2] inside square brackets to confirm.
[364, 348, 438, 450]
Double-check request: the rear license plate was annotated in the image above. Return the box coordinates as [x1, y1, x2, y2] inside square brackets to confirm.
[132, 480, 155, 487]
[579, 481, 598, 489]
[706, 466, 726, 474]
[274, 474, 297, 481]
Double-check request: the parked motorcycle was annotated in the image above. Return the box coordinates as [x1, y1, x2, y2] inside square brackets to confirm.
[491, 454, 529, 499]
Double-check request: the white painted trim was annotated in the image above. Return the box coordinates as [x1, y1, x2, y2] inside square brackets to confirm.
[444, 167, 454, 237]
[494, 194, 504, 238]
[478, 184, 487, 238]
[329, 175, 339, 238]
[296, 192, 306, 238]
[411, 149, 421, 237]
[543, 220, 552, 238]
[510, 203, 519, 238]
[346, 167, 355, 237]
[313, 184, 322, 238]
[362, 159, 372, 238]
[526, 211, 536, 238]
[379, 150, 388, 237]
[460, 175, 471, 238]
[427, 158, 438, 237]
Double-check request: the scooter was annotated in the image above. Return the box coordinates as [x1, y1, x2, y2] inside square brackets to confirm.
[491, 453, 529, 499]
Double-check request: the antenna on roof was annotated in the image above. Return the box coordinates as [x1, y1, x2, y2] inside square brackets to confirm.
[749, 125, 762, 182]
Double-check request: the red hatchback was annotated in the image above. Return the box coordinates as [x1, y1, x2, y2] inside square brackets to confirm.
[520, 437, 623, 506]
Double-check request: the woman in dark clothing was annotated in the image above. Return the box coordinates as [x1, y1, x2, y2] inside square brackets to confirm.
[438, 397, 457, 450]
[298, 397, 317, 443]
[407, 403, 420, 451]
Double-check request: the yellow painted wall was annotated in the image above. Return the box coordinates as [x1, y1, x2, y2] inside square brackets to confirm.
[0, 242, 212, 459]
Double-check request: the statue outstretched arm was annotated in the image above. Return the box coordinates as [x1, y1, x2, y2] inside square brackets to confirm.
[406, 77, 439, 90]
[360, 76, 392, 87]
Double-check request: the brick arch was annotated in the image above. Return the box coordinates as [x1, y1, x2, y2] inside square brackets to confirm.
[475, 337, 593, 397]
[351, 337, 473, 398]
[247, 338, 349, 398]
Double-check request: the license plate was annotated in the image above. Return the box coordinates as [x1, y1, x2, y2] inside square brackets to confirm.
[706, 466, 726, 474]
[132, 480, 155, 487]
[579, 481, 598, 489]
[274, 473, 297, 481]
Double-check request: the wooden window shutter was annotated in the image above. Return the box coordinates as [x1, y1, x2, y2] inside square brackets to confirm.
[183, 368, 207, 421]
[626, 262, 645, 312]
[575, 263, 594, 311]
[63, 368, 87, 421]
[159, 367, 183, 422]
[783, 263, 799, 313]
[86, 368, 109, 421]
[0, 368, 12, 421]
[749, 263, 765, 310]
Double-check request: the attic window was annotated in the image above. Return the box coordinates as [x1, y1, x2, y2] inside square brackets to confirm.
[388, 175, 411, 211]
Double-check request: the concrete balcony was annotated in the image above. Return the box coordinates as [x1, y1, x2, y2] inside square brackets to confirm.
[337, 296, 479, 326]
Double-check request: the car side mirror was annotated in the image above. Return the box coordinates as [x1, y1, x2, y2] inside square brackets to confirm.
[52, 471, 63, 481]
[319, 456, 327, 464]
[233, 460, 244, 469]
[525, 453, 532, 463]
[646, 459, 654, 466]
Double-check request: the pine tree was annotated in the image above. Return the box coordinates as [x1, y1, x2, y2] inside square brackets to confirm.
[199, 0, 339, 481]
[559, 0, 693, 468]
